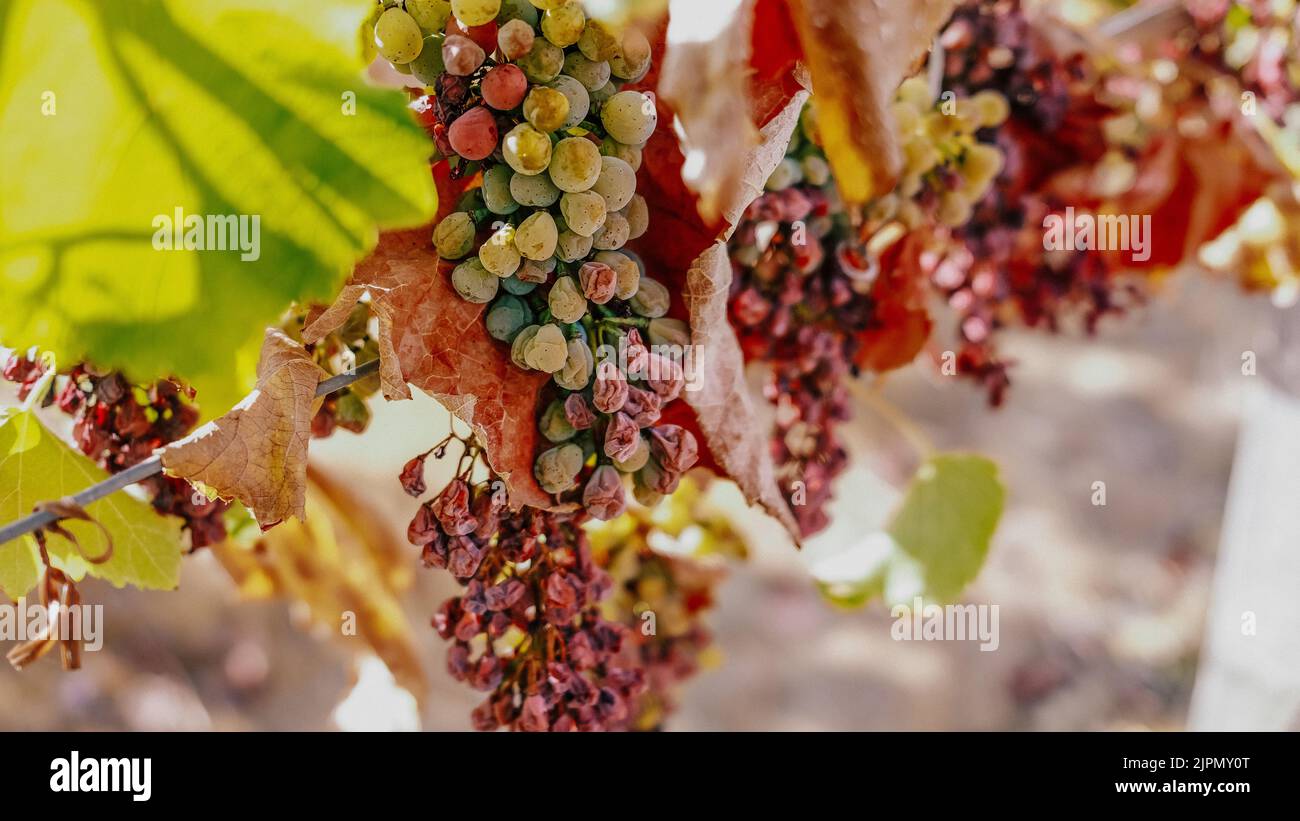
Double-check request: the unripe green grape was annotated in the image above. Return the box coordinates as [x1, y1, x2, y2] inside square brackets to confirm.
[629, 277, 669, 318]
[578, 19, 620, 61]
[621, 194, 649, 240]
[523, 323, 568, 372]
[549, 137, 602, 193]
[592, 211, 628, 250]
[540, 3, 585, 47]
[555, 229, 594, 262]
[523, 86, 570, 132]
[548, 275, 588, 323]
[647, 317, 689, 349]
[590, 80, 617, 105]
[765, 157, 802, 191]
[540, 399, 576, 443]
[452, 257, 499, 303]
[608, 27, 651, 79]
[497, 0, 538, 24]
[433, 211, 476, 259]
[591, 155, 636, 211]
[599, 137, 641, 172]
[554, 338, 594, 391]
[486, 294, 533, 341]
[502, 123, 553, 175]
[595, 250, 640, 299]
[375, 7, 424, 64]
[601, 91, 657, 145]
[451, 0, 500, 27]
[613, 435, 649, 473]
[535, 443, 584, 494]
[407, 33, 447, 84]
[482, 164, 520, 215]
[407, 0, 452, 31]
[562, 52, 610, 91]
[360, 4, 382, 64]
[517, 38, 564, 83]
[479, 224, 522, 277]
[559, 191, 607, 236]
[548, 75, 590, 129]
[510, 324, 540, 368]
[802, 154, 831, 186]
[501, 274, 538, 295]
[515, 210, 558, 260]
[510, 171, 561, 207]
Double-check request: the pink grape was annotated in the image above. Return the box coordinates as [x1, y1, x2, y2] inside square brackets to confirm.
[448, 106, 499, 161]
[443, 34, 485, 76]
[481, 64, 528, 111]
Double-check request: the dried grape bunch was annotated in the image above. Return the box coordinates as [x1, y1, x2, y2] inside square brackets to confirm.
[402, 437, 646, 731]
[728, 93, 1003, 535]
[1, 351, 228, 549]
[934, 0, 1135, 404]
[387, 0, 696, 518]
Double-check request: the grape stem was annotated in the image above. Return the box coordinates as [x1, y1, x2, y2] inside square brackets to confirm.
[0, 358, 381, 547]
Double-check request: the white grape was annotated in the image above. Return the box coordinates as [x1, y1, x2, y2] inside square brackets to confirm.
[555, 229, 594, 262]
[510, 171, 562, 207]
[515, 210, 559, 260]
[548, 75, 590, 129]
[600, 91, 657, 146]
[549, 137, 602, 193]
[592, 211, 629, 250]
[562, 52, 610, 91]
[621, 194, 649, 240]
[559, 191, 607, 237]
[482, 164, 520, 215]
[480, 225, 522, 277]
[375, 7, 424, 64]
[591, 155, 636, 211]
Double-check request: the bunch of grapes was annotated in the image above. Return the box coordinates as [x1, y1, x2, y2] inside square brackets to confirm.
[1185, 0, 1300, 122]
[728, 91, 1005, 535]
[377, 0, 699, 519]
[283, 302, 381, 438]
[934, 0, 1134, 404]
[1, 351, 228, 549]
[402, 441, 646, 731]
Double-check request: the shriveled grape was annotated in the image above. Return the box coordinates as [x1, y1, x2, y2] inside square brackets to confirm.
[480, 224, 522, 277]
[452, 257, 500, 303]
[523, 323, 568, 372]
[515, 210, 558, 260]
[548, 275, 588, 323]
[559, 191, 607, 236]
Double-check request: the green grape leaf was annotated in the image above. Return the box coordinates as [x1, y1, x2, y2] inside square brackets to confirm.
[886, 454, 1004, 602]
[0, 410, 183, 600]
[0, 0, 436, 416]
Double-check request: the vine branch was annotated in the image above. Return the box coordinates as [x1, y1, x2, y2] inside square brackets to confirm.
[0, 358, 380, 546]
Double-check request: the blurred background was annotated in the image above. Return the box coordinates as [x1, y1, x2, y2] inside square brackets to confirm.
[0, 269, 1283, 731]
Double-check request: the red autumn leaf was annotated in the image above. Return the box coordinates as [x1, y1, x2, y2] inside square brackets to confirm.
[854, 233, 935, 372]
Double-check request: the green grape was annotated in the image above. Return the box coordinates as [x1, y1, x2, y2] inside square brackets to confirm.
[609, 27, 651, 80]
[632, 467, 663, 507]
[540, 399, 576, 442]
[486, 294, 534, 341]
[482, 164, 521, 215]
[523, 86, 570, 132]
[621, 194, 649, 240]
[600, 137, 642, 171]
[407, 33, 447, 84]
[451, 0, 501, 27]
[765, 157, 802, 191]
[407, 0, 452, 31]
[556, 228, 594, 262]
[548, 275, 588, 323]
[647, 317, 689, 349]
[502, 123, 553, 175]
[497, 0, 538, 26]
[613, 435, 649, 473]
[592, 211, 628, 250]
[629, 277, 669, 318]
[897, 76, 932, 109]
[559, 190, 607, 236]
[590, 80, 617, 105]
[535, 442, 584, 495]
[555, 338, 594, 390]
[515, 210, 559, 260]
[892, 99, 922, 136]
[433, 211, 477, 259]
[540, 3, 585, 47]
[360, 3, 382, 64]
[591, 155, 636, 211]
[510, 171, 562, 207]
[510, 324, 540, 369]
[548, 75, 590, 129]
[562, 52, 610, 91]
[595, 250, 639, 299]
[375, 7, 424, 64]
[480, 224, 522, 277]
[578, 19, 620, 61]
[963, 143, 1003, 190]
[452, 257, 500, 303]
[600, 91, 657, 146]
[802, 154, 830, 186]
[528, 0, 568, 9]
[518, 38, 564, 83]
[455, 188, 485, 213]
[501, 274, 538, 295]
[549, 137, 602, 193]
[523, 323, 569, 372]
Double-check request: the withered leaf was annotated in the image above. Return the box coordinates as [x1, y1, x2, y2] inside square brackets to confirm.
[161, 329, 326, 529]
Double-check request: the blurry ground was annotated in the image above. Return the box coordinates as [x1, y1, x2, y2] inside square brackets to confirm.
[0, 275, 1278, 731]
